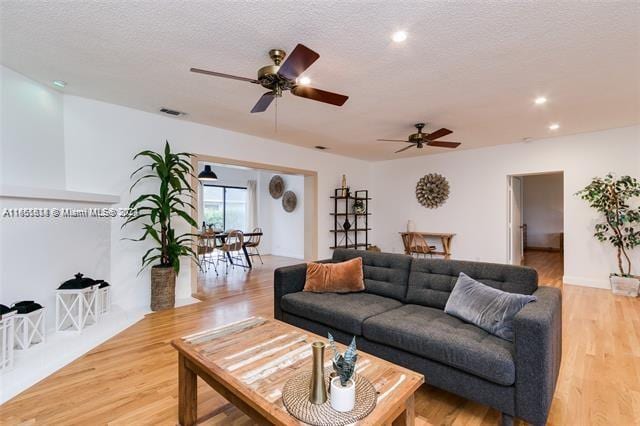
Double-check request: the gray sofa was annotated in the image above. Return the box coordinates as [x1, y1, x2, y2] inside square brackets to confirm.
[274, 249, 562, 426]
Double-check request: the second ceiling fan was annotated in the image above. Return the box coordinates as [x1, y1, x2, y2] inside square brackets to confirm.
[378, 123, 461, 153]
[191, 44, 348, 113]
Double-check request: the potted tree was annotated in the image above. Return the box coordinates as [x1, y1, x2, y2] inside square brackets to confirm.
[123, 141, 198, 310]
[577, 174, 640, 296]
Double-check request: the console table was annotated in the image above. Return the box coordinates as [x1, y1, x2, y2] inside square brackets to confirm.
[400, 232, 455, 257]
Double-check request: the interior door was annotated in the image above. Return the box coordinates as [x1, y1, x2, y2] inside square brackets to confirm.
[509, 176, 524, 265]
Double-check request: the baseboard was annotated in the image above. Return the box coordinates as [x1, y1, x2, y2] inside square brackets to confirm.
[563, 275, 610, 289]
[525, 246, 562, 252]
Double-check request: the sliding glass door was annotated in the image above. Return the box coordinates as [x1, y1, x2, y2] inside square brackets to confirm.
[202, 185, 247, 231]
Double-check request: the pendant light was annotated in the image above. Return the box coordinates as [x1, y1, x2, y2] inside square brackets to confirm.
[197, 165, 218, 182]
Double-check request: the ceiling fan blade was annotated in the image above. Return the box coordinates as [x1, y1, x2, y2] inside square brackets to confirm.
[291, 86, 348, 106]
[427, 140, 461, 148]
[250, 92, 276, 113]
[277, 44, 320, 80]
[377, 139, 411, 143]
[395, 144, 415, 154]
[426, 128, 453, 140]
[190, 68, 259, 84]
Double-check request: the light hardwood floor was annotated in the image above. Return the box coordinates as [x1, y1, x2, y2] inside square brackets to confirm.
[2, 255, 639, 425]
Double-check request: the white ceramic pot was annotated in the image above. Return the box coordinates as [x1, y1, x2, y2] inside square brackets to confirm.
[610, 275, 640, 297]
[407, 220, 415, 233]
[330, 376, 355, 412]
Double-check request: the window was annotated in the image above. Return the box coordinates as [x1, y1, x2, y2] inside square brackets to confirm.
[202, 185, 247, 231]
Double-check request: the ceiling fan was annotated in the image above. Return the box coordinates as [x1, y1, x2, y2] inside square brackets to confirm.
[190, 44, 348, 113]
[378, 123, 461, 153]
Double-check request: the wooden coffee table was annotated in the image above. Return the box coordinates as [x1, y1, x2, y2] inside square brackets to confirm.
[171, 317, 424, 425]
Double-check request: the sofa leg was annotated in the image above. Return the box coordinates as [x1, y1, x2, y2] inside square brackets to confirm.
[501, 413, 514, 426]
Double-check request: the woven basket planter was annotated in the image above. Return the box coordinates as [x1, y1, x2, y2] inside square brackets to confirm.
[151, 266, 176, 311]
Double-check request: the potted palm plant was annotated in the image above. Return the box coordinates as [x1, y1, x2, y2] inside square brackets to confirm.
[577, 173, 640, 296]
[123, 141, 199, 310]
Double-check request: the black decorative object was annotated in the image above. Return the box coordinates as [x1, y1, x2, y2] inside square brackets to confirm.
[58, 273, 96, 290]
[416, 173, 450, 208]
[330, 188, 371, 250]
[10, 301, 43, 314]
[197, 165, 218, 182]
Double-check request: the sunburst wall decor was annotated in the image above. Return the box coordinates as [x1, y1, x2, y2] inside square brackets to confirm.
[416, 173, 450, 208]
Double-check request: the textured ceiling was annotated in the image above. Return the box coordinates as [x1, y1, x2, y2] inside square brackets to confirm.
[2, 1, 639, 161]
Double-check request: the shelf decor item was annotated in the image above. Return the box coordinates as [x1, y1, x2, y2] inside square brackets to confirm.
[0, 308, 16, 372]
[341, 174, 347, 197]
[576, 173, 640, 296]
[416, 173, 450, 208]
[282, 190, 297, 212]
[269, 175, 285, 199]
[352, 199, 366, 214]
[123, 141, 199, 311]
[328, 333, 358, 412]
[309, 341, 328, 404]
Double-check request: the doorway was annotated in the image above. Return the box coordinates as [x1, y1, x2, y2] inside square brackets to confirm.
[189, 154, 318, 298]
[508, 172, 564, 287]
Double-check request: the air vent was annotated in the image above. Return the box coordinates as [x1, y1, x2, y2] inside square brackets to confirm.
[314, 145, 328, 150]
[160, 107, 186, 116]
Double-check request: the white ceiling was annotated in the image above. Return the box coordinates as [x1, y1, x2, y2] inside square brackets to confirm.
[2, 1, 639, 161]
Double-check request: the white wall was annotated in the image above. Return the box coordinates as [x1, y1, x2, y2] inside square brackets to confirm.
[61, 95, 370, 310]
[523, 173, 564, 249]
[1, 66, 66, 189]
[260, 172, 305, 259]
[371, 125, 640, 288]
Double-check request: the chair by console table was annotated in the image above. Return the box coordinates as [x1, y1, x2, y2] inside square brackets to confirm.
[400, 231, 455, 258]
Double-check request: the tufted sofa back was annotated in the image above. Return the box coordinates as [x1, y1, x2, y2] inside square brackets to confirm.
[332, 248, 412, 301]
[407, 258, 538, 309]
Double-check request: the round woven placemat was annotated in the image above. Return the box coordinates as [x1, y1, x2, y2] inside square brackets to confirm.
[282, 370, 377, 426]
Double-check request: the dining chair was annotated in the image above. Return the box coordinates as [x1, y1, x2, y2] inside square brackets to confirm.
[197, 231, 218, 275]
[408, 232, 436, 258]
[217, 230, 247, 273]
[244, 227, 264, 265]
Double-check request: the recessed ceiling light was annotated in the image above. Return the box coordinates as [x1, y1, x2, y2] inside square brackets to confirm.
[391, 31, 408, 43]
[534, 96, 547, 105]
[52, 80, 67, 88]
[297, 76, 311, 86]
[549, 123, 560, 131]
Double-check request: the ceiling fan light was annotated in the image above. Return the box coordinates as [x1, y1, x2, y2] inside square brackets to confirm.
[297, 76, 311, 85]
[198, 165, 218, 182]
[391, 31, 408, 43]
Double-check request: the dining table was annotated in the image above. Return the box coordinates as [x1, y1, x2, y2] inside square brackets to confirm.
[200, 231, 263, 269]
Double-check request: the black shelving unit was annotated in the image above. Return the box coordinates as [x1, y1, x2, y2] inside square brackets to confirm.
[330, 188, 371, 250]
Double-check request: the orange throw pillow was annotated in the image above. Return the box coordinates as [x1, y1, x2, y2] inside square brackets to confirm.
[304, 257, 365, 293]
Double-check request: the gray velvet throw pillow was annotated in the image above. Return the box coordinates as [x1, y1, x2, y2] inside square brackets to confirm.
[444, 272, 537, 341]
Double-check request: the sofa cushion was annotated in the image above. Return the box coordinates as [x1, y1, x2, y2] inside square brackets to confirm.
[280, 291, 403, 336]
[407, 258, 538, 309]
[362, 304, 516, 385]
[332, 248, 411, 301]
[304, 257, 365, 293]
[445, 273, 537, 341]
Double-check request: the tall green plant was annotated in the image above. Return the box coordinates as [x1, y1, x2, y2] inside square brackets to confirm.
[123, 141, 198, 273]
[576, 173, 640, 276]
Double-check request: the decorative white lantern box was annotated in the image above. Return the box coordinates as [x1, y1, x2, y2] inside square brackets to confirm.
[1, 312, 16, 372]
[56, 286, 100, 332]
[14, 307, 46, 350]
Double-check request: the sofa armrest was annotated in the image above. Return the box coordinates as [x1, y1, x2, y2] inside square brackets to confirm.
[514, 286, 562, 425]
[274, 263, 307, 320]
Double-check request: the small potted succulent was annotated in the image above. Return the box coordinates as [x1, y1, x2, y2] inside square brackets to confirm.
[577, 173, 640, 296]
[328, 333, 358, 412]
